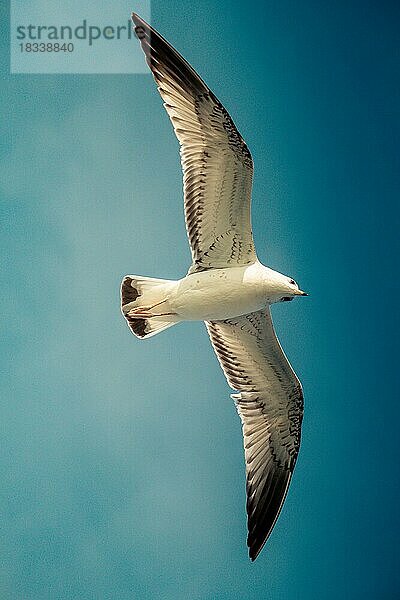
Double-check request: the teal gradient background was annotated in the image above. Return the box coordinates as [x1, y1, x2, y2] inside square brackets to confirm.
[1, 1, 399, 598]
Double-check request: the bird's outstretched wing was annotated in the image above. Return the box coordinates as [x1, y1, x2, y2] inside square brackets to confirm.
[206, 310, 303, 560]
[132, 13, 256, 273]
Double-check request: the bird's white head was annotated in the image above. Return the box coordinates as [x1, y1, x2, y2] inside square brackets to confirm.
[279, 277, 308, 302]
[264, 268, 308, 303]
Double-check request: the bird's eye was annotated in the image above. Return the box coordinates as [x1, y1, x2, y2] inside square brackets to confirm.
[289, 279, 296, 285]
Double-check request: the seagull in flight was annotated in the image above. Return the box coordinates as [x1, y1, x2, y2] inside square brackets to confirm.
[121, 13, 307, 561]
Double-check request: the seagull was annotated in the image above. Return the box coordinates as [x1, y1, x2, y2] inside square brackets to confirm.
[121, 13, 307, 561]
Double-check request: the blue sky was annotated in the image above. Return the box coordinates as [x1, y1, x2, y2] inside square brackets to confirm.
[1, 1, 399, 598]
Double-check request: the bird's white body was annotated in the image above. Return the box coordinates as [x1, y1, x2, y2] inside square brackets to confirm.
[123, 262, 302, 325]
[167, 263, 293, 321]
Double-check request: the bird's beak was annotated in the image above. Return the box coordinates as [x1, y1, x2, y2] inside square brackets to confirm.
[294, 289, 308, 296]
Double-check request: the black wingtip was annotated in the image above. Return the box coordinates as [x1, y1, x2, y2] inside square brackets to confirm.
[246, 468, 294, 561]
[248, 539, 267, 562]
[131, 13, 149, 29]
[131, 13, 148, 40]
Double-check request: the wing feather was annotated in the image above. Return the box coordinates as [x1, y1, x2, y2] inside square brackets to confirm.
[206, 310, 303, 560]
[132, 13, 257, 273]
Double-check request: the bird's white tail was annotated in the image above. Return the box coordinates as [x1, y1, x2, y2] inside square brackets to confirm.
[121, 275, 180, 339]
